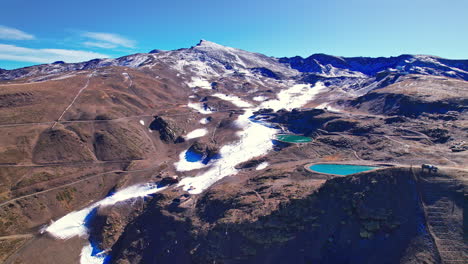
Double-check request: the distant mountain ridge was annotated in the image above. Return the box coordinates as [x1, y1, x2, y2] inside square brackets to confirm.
[279, 54, 468, 80]
[1, 40, 468, 82]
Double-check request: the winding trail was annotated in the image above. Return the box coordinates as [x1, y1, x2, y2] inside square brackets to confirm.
[0, 234, 33, 240]
[52, 71, 95, 128]
[352, 150, 363, 160]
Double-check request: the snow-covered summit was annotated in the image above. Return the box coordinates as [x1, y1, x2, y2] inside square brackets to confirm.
[186, 39, 297, 76]
[194, 39, 227, 49]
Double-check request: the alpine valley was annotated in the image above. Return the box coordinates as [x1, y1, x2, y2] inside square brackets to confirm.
[0, 40, 466, 264]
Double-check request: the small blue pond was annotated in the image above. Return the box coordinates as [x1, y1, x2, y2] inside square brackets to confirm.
[185, 150, 204, 162]
[309, 164, 379, 176]
[185, 149, 221, 164]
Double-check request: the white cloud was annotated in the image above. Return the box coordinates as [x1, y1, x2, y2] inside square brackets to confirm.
[83, 41, 117, 49]
[0, 25, 35, 40]
[0, 44, 109, 64]
[82, 32, 135, 48]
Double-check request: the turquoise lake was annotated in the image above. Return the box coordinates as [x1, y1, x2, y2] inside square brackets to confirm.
[309, 164, 379, 175]
[275, 134, 312, 143]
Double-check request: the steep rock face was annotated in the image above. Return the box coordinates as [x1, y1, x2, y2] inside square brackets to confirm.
[109, 168, 439, 264]
[32, 128, 96, 163]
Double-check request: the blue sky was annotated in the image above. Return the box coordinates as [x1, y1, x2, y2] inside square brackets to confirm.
[1, 0, 467, 69]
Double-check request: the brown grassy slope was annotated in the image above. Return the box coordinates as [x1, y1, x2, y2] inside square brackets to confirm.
[93, 121, 155, 161]
[32, 127, 96, 164]
[0, 73, 92, 124]
[61, 67, 190, 121]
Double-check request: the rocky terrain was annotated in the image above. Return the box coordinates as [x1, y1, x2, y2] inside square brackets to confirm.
[0, 40, 466, 264]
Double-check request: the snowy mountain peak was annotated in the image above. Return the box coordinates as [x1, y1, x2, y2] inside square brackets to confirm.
[195, 39, 224, 48]
[192, 39, 236, 54]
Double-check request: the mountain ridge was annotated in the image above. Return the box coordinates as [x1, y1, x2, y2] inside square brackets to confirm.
[1, 40, 467, 81]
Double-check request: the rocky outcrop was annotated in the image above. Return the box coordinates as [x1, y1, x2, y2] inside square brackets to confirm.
[421, 128, 451, 143]
[187, 141, 219, 163]
[158, 176, 179, 187]
[149, 116, 185, 143]
[324, 119, 358, 132]
[265, 108, 339, 135]
[450, 141, 467, 152]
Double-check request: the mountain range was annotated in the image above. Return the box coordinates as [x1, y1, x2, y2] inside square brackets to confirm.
[0, 40, 466, 264]
[2, 40, 468, 82]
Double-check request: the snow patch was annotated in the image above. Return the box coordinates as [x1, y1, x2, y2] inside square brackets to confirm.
[45, 207, 93, 239]
[212, 93, 252, 108]
[174, 149, 209, 172]
[187, 77, 212, 89]
[199, 117, 211, 124]
[256, 162, 269, 170]
[315, 102, 341, 113]
[185, 128, 208, 140]
[262, 83, 326, 111]
[80, 243, 106, 264]
[253, 95, 268, 102]
[139, 120, 145, 125]
[187, 102, 213, 114]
